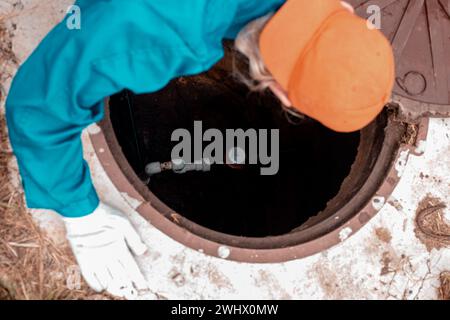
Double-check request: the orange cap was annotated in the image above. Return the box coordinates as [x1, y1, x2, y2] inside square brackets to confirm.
[260, 0, 395, 132]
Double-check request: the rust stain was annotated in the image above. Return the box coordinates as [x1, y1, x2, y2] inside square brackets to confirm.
[388, 198, 403, 211]
[313, 262, 342, 299]
[170, 213, 181, 224]
[363, 226, 403, 280]
[190, 263, 235, 293]
[358, 211, 371, 224]
[375, 227, 392, 244]
[207, 267, 233, 290]
[169, 269, 185, 287]
[310, 257, 373, 299]
[254, 270, 291, 300]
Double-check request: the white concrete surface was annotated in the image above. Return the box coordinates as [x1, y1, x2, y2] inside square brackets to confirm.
[1, 0, 449, 300]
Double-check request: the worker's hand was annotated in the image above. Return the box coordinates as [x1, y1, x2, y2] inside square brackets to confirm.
[63, 202, 149, 299]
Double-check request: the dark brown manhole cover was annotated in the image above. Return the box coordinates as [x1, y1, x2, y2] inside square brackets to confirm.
[349, 0, 450, 116]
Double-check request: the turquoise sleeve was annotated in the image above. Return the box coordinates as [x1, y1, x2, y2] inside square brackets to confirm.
[5, 0, 284, 217]
[223, 0, 285, 39]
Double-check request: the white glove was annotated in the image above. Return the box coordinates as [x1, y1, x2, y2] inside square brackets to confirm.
[63, 202, 149, 299]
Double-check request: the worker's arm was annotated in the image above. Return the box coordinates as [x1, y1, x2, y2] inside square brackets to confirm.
[6, 0, 285, 218]
[5, 0, 230, 217]
[5, 0, 237, 297]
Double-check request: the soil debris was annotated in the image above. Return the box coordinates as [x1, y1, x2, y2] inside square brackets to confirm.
[438, 271, 450, 300]
[414, 196, 449, 251]
[375, 227, 392, 244]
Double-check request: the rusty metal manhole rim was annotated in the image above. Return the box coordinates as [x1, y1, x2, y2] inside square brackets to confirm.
[89, 99, 429, 263]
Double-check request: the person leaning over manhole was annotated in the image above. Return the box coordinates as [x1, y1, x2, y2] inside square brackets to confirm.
[5, 0, 395, 298]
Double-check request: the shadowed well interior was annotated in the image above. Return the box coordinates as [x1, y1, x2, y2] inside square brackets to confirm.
[109, 49, 362, 237]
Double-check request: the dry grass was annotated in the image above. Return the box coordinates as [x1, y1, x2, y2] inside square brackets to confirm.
[0, 16, 111, 299]
[0, 23, 16, 101]
[0, 115, 112, 300]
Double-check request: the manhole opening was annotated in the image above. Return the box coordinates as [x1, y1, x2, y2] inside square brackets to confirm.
[106, 47, 393, 240]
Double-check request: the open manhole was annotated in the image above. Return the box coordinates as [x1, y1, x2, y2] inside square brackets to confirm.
[109, 71, 364, 238]
[95, 46, 409, 261]
[90, 1, 449, 262]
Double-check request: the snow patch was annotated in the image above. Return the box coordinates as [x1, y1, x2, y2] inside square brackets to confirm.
[395, 150, 410, 177]
[338, 227, 353, 242]
[372, 196, 386, 211]
[217, 246, 231, 259]
[87, 123, 101, 135]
